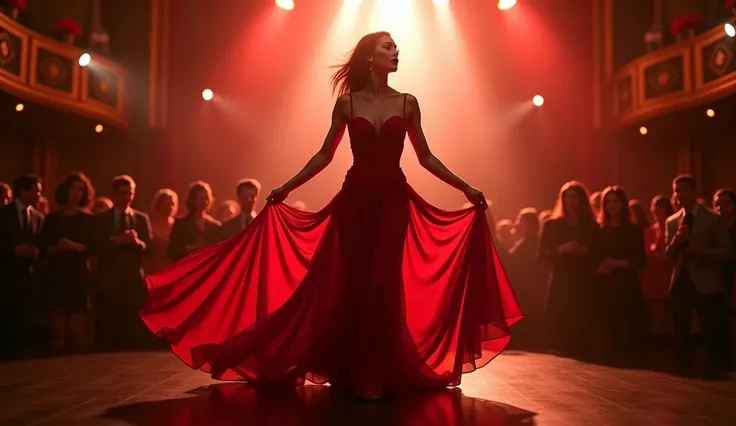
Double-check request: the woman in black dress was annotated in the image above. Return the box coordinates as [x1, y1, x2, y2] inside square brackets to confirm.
[40, 172, 96, 355]
[167, 181, 222, 262]
[538, 181, 599, 359]
[595, 186, 646, 365]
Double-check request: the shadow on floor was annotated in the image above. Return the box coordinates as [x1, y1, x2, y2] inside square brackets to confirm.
[103, 384, 537, 426]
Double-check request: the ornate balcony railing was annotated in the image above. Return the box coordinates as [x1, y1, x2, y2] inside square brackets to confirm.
[0, 13, 129, 130]
[612, 17, 736, 129]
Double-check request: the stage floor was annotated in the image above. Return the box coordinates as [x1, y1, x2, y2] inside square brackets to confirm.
[0, 351, 733, 425]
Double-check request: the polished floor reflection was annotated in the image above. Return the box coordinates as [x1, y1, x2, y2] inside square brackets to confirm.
[0, 351, 733, 425]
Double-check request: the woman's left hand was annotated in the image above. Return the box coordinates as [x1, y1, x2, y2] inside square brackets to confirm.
[464, 186, 487, 208]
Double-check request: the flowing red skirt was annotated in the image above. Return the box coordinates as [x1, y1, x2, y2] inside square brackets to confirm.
[141, 182, 522, 392]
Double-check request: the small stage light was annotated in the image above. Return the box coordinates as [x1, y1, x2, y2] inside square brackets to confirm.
[498, 0, 517, 11]
[15, 103, 24, 112]
[95, 124, 104, 133]
[78, 53, 91, 67]
[202, 89, 214, 101]
[725, 23, 735, 38]
[639, 126, 648, 135]
[275, 0, 294, 10]
[433, 0, 449, 5]
[706, 108, 715, 118]
[532, 95, 544, 107]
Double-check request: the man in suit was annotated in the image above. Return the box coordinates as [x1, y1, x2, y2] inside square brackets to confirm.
[0, 173, 44, 355]
[665, 174, 731, 379]
[94, 175, 152, 349]
[220, 178, 261, 240]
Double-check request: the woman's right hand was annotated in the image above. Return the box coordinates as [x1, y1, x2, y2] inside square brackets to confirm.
[266, 186, 290, 204]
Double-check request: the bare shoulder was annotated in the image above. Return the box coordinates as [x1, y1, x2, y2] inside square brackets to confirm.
[335, 94, 351, 110]
[333, 94, 351, 118]
[336, 93, 351, 105]
[403, 93, 420, 117]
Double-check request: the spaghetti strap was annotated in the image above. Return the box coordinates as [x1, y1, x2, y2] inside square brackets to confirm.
[403, 93, 407, 118]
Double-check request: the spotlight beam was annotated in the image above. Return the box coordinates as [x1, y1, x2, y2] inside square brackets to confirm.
[498, 0, 517, 11]
[276, 0, 294, 10]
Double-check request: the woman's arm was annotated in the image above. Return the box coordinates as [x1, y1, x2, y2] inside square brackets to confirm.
[274, 96, 350, 198]
[406, 94, 471, 192]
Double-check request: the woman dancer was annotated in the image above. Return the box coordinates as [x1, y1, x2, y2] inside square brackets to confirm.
[141, 31, 522, 400]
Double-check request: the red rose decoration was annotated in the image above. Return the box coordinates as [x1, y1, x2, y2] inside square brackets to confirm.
[8, 0, 27, 10]
[670, 12, 705, 37]
[50, 18, 83, 38]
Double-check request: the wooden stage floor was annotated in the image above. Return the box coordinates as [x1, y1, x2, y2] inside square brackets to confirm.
[0, 351, 733, 425]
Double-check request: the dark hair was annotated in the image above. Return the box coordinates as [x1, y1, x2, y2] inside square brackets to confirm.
[185, 181, 214, 214]
[651, 194, 675, 218]
[515, 207, 540, 237]
[55, 171, 95, 208]
[12, 173, 42, 196]
[553, 180, 595, 223]
[628, 199, 651, 227]
[714, 187, 736, 206]
[672, 174, 696, 190]
[330, 31, 391, 97]
[599, 185, 631, 226]
[236, 178, 262, 196]
[111, 174, 135, 191]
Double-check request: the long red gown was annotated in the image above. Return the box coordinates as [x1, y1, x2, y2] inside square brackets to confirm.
[141, 94, 522, 393]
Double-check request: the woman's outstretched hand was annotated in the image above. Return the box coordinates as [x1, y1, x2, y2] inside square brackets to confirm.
[266, 186, 290, 204]
[464, 186, 487, 208]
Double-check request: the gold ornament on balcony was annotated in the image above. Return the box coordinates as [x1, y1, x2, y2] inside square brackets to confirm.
[708, 42, 734, 76]
[40, 56, 67, 87]
[0, 31, 14, 66]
